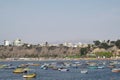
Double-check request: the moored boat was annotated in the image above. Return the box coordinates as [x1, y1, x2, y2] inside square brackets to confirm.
[28, 63, 40, 66]
[4, 66, 16, 69]
[23, 73, 36, 78]
[80, 69, 88, 74]
[107, 65, 115, 69]
[0, 64, 7, 69]
[13, 68, 27, 73]
[58, 68, 69, 72]
[88, 66, 97, 69]
[112, 68, 120, 73]
[97, 66, 104, 69]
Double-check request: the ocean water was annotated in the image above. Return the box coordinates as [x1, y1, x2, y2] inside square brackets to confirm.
[0, 60, 120, 80]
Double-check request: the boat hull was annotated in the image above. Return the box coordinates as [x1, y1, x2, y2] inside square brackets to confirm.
[112, 68, 120, 73]
[23, 73, 36, 78]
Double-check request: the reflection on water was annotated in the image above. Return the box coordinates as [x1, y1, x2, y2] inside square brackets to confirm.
[0, 60, 120, 80]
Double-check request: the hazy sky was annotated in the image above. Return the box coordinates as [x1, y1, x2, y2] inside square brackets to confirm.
[0, 0, 120, 44]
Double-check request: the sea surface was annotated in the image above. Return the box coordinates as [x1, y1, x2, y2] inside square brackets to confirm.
[0, 60, 120, 80]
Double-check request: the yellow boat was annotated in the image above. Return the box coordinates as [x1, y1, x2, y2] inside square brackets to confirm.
[13, 68, 27, 73]
[23, 73, 36, 78]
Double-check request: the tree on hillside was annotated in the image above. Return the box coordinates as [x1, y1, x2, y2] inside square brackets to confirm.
[45, 42, 48, 46]
[100, 43, 110, 49]
[80, 48, 88, 56]
[93, 40, 101, 46]
[115, 40, 120, 49]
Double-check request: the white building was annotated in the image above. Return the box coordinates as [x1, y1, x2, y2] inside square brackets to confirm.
[40, 42, 48, 46]
[63, 42, 74, 47]
[49, 44, 59, 47]
[4, 40, 10, 46]
[75, 42, 82, 47]
[13, 39, 23, 46]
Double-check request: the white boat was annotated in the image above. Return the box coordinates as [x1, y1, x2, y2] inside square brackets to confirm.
[23, 73, 36, 78]
[97, 66, 104, 69]
[58, 68, 69, 72]
[80, 69, 88, 74]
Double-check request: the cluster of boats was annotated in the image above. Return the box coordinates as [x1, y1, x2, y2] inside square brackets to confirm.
[0, 63, 38, 78]
[1, 60, 120, 79]
[39, 60, 120, 74]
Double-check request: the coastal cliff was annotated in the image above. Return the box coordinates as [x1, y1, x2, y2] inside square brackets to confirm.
[0, 45, 80, 58]
[1, 39, 120, 59]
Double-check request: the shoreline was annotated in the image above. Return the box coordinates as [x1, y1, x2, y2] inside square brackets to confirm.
[1, 57, 120, 61]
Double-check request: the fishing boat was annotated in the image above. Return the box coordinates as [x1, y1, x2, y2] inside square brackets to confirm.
[40, 64, 48, 70]
[88, 66, 97, 69]
[58, 68, 69, 72]
[13, 68, 27, 73]
[97, 66, 104, 69]
[112, 68, 120, 73]
[0, 64, 7, 69]
[4, 66, 16, 69]
[28, 63, 40, 66]
[23, 73, 36, 78]
[107, 65, 115, 68]
[80, 69, 88, 74]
